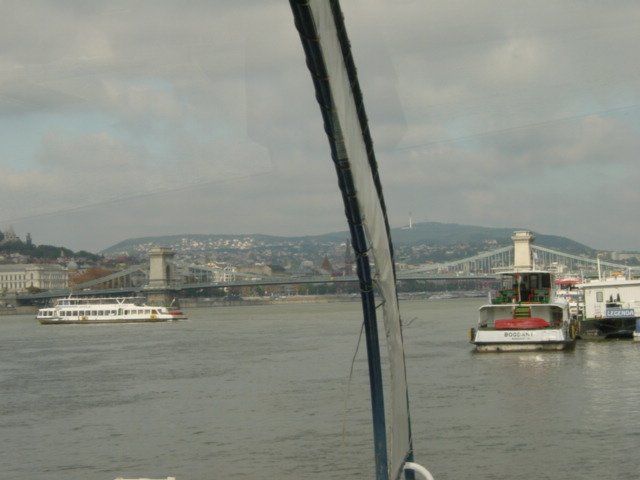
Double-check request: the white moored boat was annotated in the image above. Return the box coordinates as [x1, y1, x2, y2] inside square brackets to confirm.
[36, 296, 187, 324]
[576, 274, 640, 340]
[554, 275, 582, 319]
[470, 231, 577, 352]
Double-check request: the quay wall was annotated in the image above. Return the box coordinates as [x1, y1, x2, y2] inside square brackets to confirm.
[179, 295, 359, 308]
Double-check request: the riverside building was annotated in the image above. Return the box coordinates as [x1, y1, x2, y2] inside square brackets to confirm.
[0, 264, 68, 293]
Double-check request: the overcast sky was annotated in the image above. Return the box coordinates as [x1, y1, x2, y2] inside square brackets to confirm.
[1, 1, 639, 253]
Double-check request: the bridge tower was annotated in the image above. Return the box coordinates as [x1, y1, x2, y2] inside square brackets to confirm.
[147, 247, 179, 306]
[512, 230, 535, 270]
[149, 247, 176, 288]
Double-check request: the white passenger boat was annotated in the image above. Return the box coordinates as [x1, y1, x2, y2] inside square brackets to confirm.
[36, 296, 186, 324]
[470, 232, 577, 352]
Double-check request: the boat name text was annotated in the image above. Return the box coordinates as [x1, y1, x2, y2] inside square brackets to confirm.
[503, 331, 533, 338]
[605, 308, 635, 318]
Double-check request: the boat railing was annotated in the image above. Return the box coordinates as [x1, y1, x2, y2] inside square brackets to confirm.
[490, 287, 552, 304]
[531, 288, 550, 303]
[404, 462, 435, 480]
[491, 289, 516, 304]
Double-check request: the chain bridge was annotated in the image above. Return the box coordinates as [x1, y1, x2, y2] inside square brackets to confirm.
[16, 242, 637, 305]
[402, 244, 634, 277]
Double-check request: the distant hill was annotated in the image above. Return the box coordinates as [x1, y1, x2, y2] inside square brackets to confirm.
[388, 222, 592, 252]
[101, 222, 595, 256]
[103, 233, 294, 254]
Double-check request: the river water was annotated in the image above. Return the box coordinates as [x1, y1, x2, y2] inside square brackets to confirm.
[1, 298, 638, 480]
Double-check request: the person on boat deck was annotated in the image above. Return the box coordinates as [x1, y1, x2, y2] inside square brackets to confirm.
[518, 280, 529, 302]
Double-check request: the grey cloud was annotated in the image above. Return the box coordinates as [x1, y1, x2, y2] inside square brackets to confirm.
[1, 1, 639, 251]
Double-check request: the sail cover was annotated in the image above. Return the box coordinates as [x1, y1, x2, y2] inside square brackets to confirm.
[289, 2, 412, 479]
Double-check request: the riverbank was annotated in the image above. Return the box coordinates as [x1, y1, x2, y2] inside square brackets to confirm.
[178, 294, 361, 308]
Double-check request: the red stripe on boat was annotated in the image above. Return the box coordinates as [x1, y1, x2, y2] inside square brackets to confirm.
[495, 318, 550, 329]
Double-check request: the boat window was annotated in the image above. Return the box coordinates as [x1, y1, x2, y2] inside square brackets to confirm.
[541, 274, 551, 288]
[596, 291, 603, 302]
[91, 310, 97, 316]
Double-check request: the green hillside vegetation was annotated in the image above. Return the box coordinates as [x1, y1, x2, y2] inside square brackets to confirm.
[0, 241, 101, 262]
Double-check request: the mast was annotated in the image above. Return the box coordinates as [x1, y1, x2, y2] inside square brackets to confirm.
[289, 2, 415, 479]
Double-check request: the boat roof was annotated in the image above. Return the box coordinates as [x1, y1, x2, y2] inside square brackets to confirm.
[494, 268, 554, 275]
[55, 296, 146, 305]
[577, 277, 640, 288]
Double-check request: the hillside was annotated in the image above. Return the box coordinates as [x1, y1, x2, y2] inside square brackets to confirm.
[388, 222, 591, 252]
[101, 222, 595, 257]
[0, 241, 101, 262]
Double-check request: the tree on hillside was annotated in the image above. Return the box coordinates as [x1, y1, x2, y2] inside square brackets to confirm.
[69, 267, 114, 286]
[74, 250, 101, 262]
[0, 241, 99, 262]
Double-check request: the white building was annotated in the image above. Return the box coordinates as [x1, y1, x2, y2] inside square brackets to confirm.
[0, 264, 68, 293]
[185, 264, 237, 284]
[0, 225, 20, 243]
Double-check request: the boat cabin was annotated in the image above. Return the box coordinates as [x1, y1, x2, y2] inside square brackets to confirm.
[577, 277, 640, 321]
[492, 270, 553, 304]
